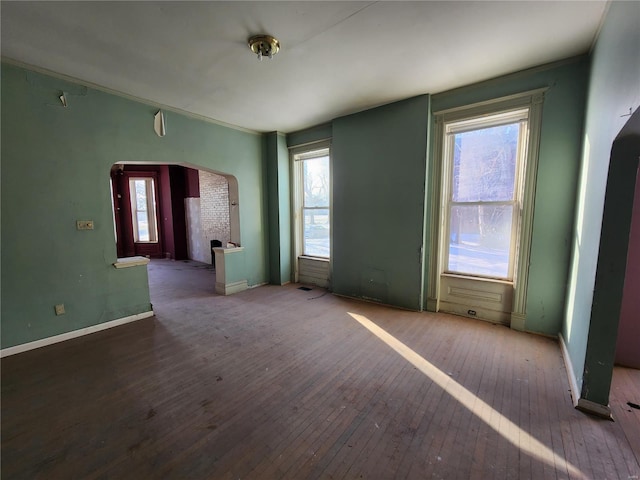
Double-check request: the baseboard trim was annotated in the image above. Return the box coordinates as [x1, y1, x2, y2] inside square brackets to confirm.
[576, 398, 613, 420]
[426, 297, 438, 312]
[0, 310, 155, 358]
[332, 292, 420, 312]
[558, 332, 613, 420]
[216, 280, 248, 295]
[558, 332, 581, 407]
[510, 312, 526, 331]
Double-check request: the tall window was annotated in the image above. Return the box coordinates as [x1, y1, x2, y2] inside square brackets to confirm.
[294, 147, 330, 258]
[129, 177, 158, 243]
[429, 90, 545, 324]
[444, 108, 529, 280]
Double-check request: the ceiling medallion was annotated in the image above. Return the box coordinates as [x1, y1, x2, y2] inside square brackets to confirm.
[248, 35, 280, 61]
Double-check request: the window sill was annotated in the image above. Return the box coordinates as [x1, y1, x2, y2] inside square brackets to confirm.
[441, 272, 513, 285]
[299, 255, 330, 262]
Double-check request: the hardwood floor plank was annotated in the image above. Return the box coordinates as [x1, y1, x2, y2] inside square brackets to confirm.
[611, 366, 640, 467]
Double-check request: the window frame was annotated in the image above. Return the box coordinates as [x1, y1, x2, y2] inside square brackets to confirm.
[293, 147, 331, 259]
[290, 140, 332, 285]
[128, 177, 159, 243]
[442, 108, 530, 281]
[427, 89, 546, 329]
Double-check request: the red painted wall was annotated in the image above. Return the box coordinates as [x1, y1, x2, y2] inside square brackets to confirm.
[158, 165, 174, 258]
[169, 165, 188, 260]
[185, 167, 200, 198]
[112, 165, 189, 260]
[615, 165, 640, 368]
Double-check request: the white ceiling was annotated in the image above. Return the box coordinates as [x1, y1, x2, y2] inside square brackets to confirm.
[1, 1, 608, 133]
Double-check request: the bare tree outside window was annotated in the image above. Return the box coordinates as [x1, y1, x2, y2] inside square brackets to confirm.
[448, 122, 521, 278]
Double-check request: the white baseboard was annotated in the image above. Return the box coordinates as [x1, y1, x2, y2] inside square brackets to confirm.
[558, 332, 613, 420]
[216, 280, 248, 295]
[558, 332, 581, 407]
[0, 310, 154, 358]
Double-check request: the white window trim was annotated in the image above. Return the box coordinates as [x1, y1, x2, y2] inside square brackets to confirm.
[441, 108, 529, 282]
[129, 177, 159, 243]
[427, 89, 546, 330]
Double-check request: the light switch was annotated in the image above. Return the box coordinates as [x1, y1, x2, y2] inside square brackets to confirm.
[54, 304, 65, 315]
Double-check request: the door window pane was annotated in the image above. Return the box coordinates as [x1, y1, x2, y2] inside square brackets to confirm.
[134, 180, 148, 210]
[452, 123, 520, 202]
[448, 205, 514, 278]
[136, 211, 149, 241]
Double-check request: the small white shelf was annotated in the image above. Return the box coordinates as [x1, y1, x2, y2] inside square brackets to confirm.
[113, 256, 151, 269]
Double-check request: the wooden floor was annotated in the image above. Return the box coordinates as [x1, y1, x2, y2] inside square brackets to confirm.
[2, 259, 638, 479]
[610, 366, 640, 469]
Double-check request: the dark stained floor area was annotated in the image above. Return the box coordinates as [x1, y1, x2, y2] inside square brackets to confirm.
[1, 259, 638, 479]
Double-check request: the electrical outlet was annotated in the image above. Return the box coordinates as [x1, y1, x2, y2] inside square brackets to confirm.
[54, 304, 65, 315]
[76, 220, 94, 230]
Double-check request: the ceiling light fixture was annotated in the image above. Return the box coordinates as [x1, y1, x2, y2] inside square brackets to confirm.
[248, 35, 280, 61]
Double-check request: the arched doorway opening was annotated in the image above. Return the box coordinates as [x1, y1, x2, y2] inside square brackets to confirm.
[110, 163, 240, 264]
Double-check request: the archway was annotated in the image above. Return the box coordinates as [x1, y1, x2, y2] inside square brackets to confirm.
[580, 108, 640, 414]
[110, 162, 240, 263]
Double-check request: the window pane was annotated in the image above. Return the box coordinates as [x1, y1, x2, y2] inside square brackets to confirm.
[129, 178, 157, 243]
[134, 180, 148, 211]
[303, 156, 330, 207]
[452, 123, 520, 202]
[137, 211, 150, 241]
[448, 204, 513, 278]
[303, 208, 329, 257]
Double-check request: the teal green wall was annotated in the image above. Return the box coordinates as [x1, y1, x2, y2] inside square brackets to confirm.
[223, 250, 248, 285]
[266, 132, 291, 284]
[431, 58, 590, 336]
[332, 96, 430, 310]
[1, 63, 268, 349]
[276, 135, 292, 283]
[295, 59, 589, 328]
[287, 123, 332, 148]
[564, 1, 640, 401]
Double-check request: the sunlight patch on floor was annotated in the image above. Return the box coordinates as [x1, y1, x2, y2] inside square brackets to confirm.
[348, 312, 585, 478]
